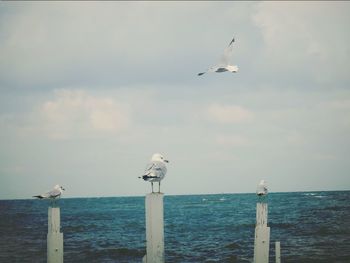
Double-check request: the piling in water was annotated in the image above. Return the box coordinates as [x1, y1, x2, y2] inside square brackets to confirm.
[143, 193, 164, 263]
[253, 197, 270, 263]
[47, 206, 63, 263]
[275, 241, 281, 263]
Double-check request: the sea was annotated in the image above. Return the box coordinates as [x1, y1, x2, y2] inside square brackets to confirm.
[0, 191, 349, 263]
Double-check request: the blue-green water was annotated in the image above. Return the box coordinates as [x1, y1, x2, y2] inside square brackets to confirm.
[0, 191, 349, 262]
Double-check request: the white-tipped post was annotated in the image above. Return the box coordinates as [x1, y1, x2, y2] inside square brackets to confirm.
[253, 199, 270, 263]
[47, 206, 63, 263]
[275, 241, 281, 263]
[143, 193, 164, 263]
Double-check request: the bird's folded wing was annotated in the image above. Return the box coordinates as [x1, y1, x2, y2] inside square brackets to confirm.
[143, 162, 166, 177]
[48, 189, 61, 198]
[143, 163, 155, 176]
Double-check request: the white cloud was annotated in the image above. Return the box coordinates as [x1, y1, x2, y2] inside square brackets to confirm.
[216, 134, 250, 147]
[207, 103, 254, 124]
[312, 153, 337, 161]
[252, 2, 350, 83]
[286, 131, 305, 145]
[253, 2, 322, 55]
[327, 99, 350, 110]
[38, 89, 130, 139]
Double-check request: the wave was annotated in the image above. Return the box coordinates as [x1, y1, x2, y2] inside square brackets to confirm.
[269, 222, 295, 229]
[83, 247, 145, 261]
[107, 247, 144, 257]
[224, 242, 241, 250]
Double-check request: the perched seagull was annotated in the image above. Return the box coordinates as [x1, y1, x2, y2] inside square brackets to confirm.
[139, 153, 169, 193]
[33, 184, 65, 200]
[198, 36, 239, 76]
[256, 180, 268, 196]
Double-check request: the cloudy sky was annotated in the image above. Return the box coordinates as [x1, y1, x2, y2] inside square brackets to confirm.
[1, 1, 350, 199]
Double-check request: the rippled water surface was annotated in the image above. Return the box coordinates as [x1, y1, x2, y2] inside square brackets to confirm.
[0, 191, 349, 262]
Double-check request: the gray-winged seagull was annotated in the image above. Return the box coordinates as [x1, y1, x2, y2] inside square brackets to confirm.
[33, 184, 65, 199]
[139, 153, 169, 193]
[198, 36, 239, 76]
[256, 180, 268, 196]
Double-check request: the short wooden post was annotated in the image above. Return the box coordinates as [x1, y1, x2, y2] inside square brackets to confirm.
[275, 241, 281, 263]
[253, 197, 270, 263]
[47, 206, 63, 263]
[143, 193, 164, 263]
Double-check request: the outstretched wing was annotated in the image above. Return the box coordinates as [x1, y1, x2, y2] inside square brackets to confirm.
[218, 37, 235, 67]
[197, 37, 235, 76]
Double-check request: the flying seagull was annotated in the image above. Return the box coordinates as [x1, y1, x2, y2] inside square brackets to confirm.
[139, 153, 169, 193]
[198, 36, 239, 76]
[33, 184, 65, 199]
[256, 180, 268, 196]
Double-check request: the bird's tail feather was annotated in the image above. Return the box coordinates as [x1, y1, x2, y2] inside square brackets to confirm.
[140, 175, 158, 180]
[33, 195, 44, 199]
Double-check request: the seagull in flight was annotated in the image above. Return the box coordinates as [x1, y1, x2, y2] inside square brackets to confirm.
[139, 153, 169, 193]
[256, 180, 268, 196]
[33, 184, 65, 200]
[198, 36, 239, 76]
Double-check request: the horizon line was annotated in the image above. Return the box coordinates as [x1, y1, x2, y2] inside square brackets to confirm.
[1, 189, 349, 201]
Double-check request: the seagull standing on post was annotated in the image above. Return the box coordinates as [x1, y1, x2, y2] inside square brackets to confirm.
[198, 36, 239, 76]
[139, 153, 169, 193]
[33, 184, 65, 206]
[256, 180, 268, 196]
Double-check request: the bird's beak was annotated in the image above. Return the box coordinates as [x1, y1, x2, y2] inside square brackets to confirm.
[164, 159, 169, 163]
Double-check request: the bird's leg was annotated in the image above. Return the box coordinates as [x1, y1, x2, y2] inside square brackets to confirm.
[151, 182, 154, 193]
[158, 181, 161, 193]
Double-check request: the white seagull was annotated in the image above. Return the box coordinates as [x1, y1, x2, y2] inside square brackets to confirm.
[198, 36, 239, 76]
[256, 180, 268, 196]
[33, 184, 65, 199]
[139, 153, 169, 193]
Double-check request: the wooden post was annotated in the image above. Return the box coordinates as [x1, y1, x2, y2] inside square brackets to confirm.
[47, 206, 63, 263]
[275, 241, 281, 263]
[144, 193, 164, 263]
[253, 198, 270, 263]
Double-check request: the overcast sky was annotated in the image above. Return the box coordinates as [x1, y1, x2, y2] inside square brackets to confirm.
[1, 1, 350, 199]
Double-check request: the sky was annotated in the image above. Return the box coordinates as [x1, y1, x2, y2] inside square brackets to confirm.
[1, 1, 350, 199]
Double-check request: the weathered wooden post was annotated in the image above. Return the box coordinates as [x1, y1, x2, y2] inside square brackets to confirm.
[275, 241, 281, 263]
[143, 193, 164, 263]
[253, 180, 270, 263]
[47, 206, 63, 263]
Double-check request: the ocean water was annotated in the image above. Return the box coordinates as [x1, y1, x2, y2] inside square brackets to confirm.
[0, 191, 349, 263]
